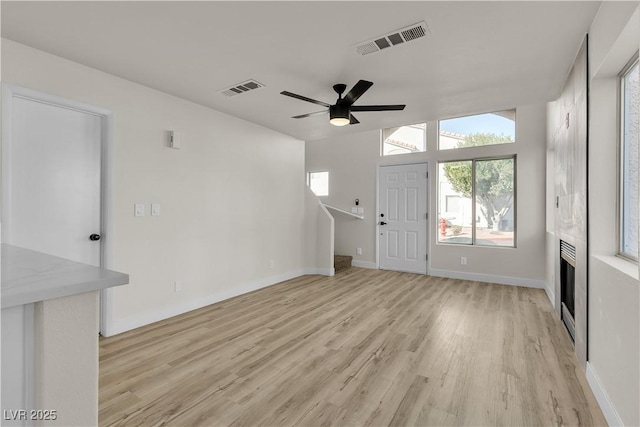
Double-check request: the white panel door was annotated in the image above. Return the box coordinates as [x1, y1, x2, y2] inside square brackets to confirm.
[378, 163, 428, 274]
[4, 94, 102, 266]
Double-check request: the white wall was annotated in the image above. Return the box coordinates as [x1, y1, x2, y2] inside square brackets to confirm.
[584, 3, 640, 426]
[1, 39, 309, 335]
[303, 186, 334, 276]
[305, 129, 380, 269]
[306, 104, 547, 286]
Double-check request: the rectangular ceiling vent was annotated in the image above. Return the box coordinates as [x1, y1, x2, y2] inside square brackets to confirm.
[355, 21, 429, 56]
[220, 79, 264, 97]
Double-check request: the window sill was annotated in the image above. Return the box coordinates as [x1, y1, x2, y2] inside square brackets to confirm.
[592, 254, 639, 281]
[435, 241, 516, 249]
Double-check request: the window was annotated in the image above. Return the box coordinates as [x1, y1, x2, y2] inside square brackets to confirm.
[445, 195, 461, 213]
[620, 55, 639, 260]
[307, 171, 329, 196]
[439, 110, 516, 150]
[382, 123, 426, 156]
[438, 157, 515, 247]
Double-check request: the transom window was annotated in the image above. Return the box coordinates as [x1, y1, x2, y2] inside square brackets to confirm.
[439, 110, 516, 150]
[382, 123, 426, 156]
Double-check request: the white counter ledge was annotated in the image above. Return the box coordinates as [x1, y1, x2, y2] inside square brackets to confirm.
[1, 243, 129, 308]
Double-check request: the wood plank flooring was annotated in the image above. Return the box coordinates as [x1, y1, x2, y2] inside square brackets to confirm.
[99, 268, 607, 426]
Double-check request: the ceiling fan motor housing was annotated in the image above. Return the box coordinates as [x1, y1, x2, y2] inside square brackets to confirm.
[330, 104, 350, 121]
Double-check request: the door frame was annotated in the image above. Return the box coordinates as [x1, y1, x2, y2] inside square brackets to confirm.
[376, 161, 430, 274]
[1, 83, 116, 335]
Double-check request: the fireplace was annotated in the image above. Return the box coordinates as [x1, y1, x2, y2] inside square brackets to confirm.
[560, 241, 576, 342]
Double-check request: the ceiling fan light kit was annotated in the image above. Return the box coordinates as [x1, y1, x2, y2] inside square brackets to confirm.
[281, 80, 405, 127]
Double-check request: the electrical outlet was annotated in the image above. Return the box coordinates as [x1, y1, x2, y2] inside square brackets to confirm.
[134, 203, 145, 217]
[460, 257, 467, 265]
[174, 281, 182, 292]
[356, 248, 362, 255]
[269, 259, 274, 268]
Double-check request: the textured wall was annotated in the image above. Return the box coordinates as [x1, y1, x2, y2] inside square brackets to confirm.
[548, 37, 588, 366]
[33, 291, 99, 426]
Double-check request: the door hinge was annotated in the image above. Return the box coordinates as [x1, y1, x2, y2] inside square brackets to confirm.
[426, 171, 429, 179]
[426, 254, 428, 261]
[425, 213, 428, 220]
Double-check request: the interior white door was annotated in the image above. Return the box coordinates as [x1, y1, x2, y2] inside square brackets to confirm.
[378, 163, 428, 274]
[3, 94, 102, 266]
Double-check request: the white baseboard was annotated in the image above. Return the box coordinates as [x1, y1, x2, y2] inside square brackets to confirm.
[586, 362, 624, 426]
[305, 267, 334, 276]
[352, 260, 377, 269]
[428, 268, 546, 289]
[103, 269, 307, 337]
[544, 282, 555, 308]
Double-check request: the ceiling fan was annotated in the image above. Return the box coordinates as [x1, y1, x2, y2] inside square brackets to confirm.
[280, 80, 405, 127]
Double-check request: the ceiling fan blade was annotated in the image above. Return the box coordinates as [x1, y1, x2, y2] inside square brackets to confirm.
[351, 104, 406, 112]
[281, 91, 331, 108]
[342, 80, 373, 106]
[292, 110, 327, 119]
[349, 114, 360, 125]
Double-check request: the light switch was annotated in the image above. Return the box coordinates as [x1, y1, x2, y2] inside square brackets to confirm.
[351, 207, 358, 214]
[134, 203, 145, 217]
[169, 131, 181, 149]
[357, 207, 364, 214]
[151, 203, 161, 216]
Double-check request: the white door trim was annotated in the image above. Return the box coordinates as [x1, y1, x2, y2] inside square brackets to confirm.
[1, 83, 116, 335]
[376, 162, 429, 275]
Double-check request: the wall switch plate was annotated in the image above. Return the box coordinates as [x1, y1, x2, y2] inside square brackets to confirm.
[351, 207, 358, 214]
[356, 248, 362, 255]
[169, 130, 181, 149]
[461, 256, 467, 265]
[151, 203, 161, 216]
[269, 259, 274, 268]
[135, 203, 145, 217]
[357, 207, 364, 214]
[174, 281, 182, 292]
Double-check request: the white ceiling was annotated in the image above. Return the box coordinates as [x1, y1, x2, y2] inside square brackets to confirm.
[1, 1, 601, 141]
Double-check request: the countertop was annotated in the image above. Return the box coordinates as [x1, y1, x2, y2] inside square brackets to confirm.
[1, 244, 129, 308]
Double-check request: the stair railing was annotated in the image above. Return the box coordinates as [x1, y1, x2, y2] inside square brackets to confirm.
[322, 204, 364, 220]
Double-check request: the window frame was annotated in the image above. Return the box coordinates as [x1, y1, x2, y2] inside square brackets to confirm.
[437, 155, 517, 248]
[618, 53, 639, 261]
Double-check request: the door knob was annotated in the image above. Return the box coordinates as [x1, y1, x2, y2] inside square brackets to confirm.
[89, 234, 101, 241]
[380, 221, 387, 226]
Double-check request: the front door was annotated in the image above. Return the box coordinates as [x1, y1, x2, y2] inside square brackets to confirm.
[378, 163, 428, 274]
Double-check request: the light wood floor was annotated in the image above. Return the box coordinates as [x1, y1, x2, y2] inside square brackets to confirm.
[99, 268, 607, 426]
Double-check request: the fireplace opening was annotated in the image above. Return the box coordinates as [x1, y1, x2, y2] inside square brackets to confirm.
[560, 241, 576, 342]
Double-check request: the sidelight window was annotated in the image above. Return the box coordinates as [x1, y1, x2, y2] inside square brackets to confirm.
[620, 54, 639, 260]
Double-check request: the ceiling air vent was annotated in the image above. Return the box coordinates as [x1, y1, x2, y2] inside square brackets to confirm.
[355, 21, 429, 56]
[220, 79, 264, 97]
